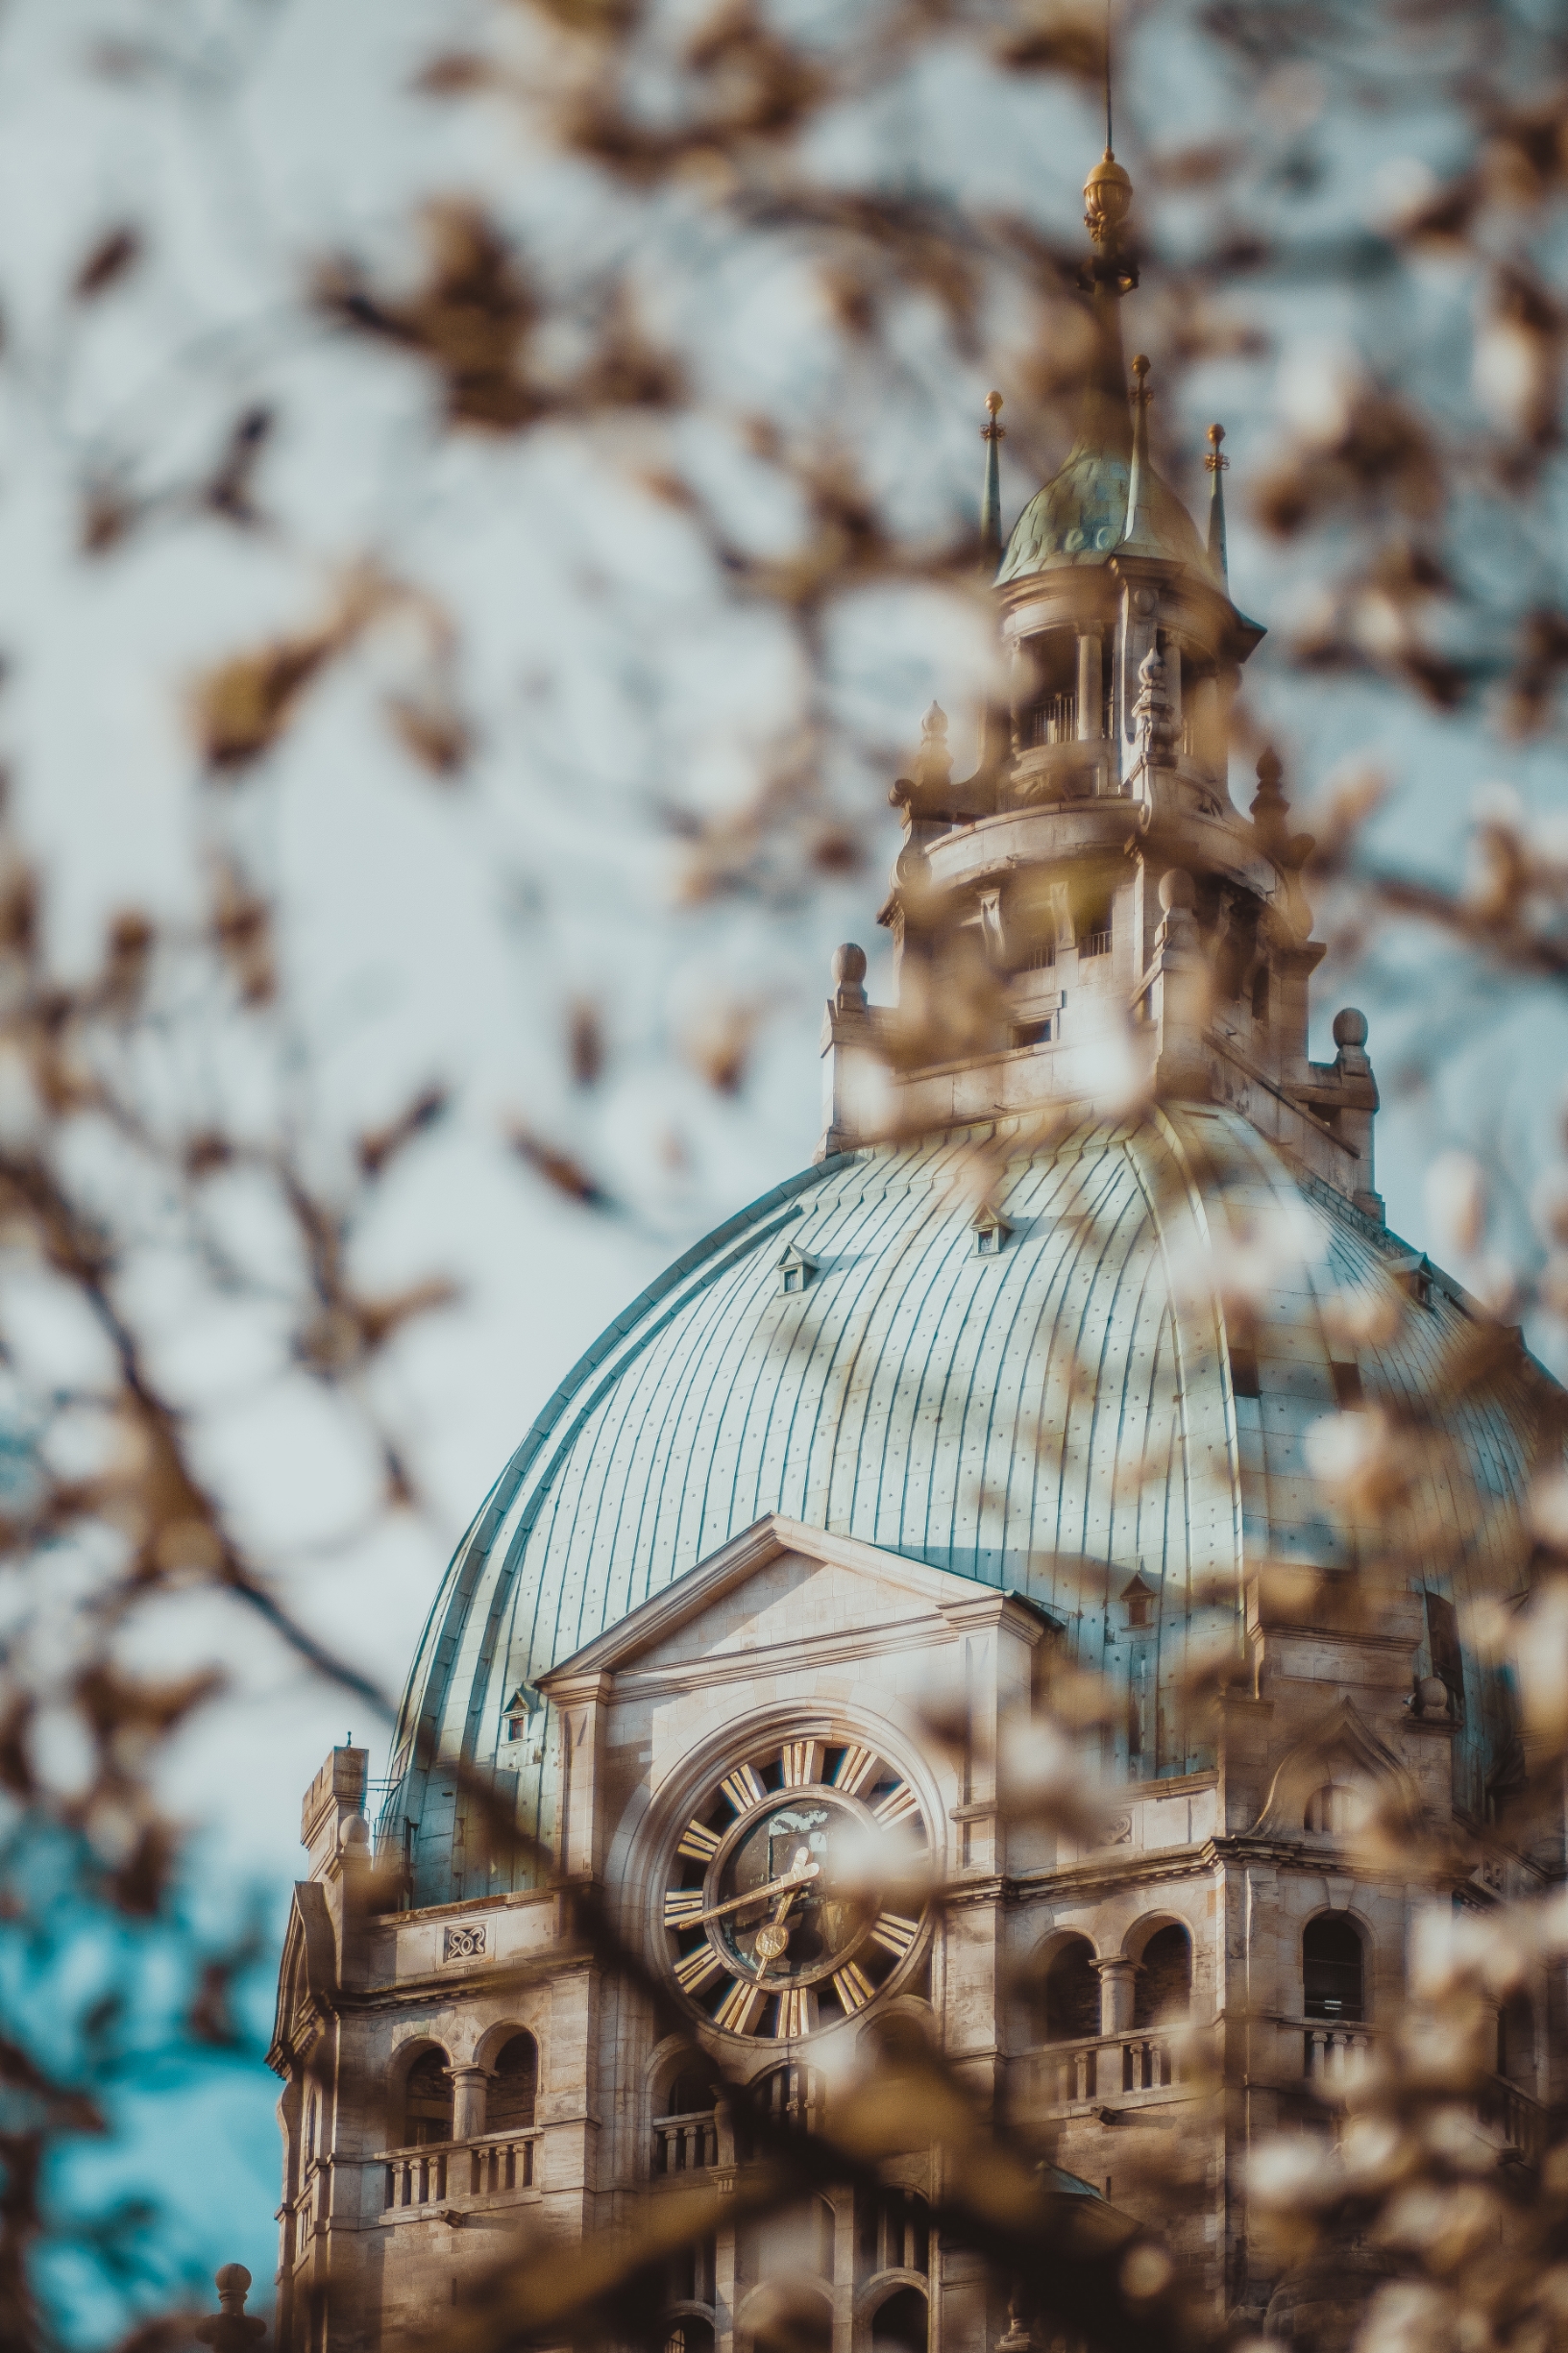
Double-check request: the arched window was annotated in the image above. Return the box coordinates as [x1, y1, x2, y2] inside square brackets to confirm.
[402, 2047, 453, 2146]
[1043, 1937, 1100, 2044]
[488, 2033, 538, 2132]
[1134, 1925, 1191, 2028]
[1305, 1783, 1365, 1836]
[667, 2236, 717, 2307]
[1499, 1991, 1534, 2085]
[855, 2187, 929, 2283]
[664, 2325, 715, 2353]
[1303, 1916, 1364, 2023]
[871, 2287, 929, 2353]
[664, 2066, 719, 2120]
[735, 2063, 822, 2156]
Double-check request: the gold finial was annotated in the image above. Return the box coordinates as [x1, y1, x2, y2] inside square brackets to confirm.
[1083, 147, 1134, 245]
[1131, 353, 1152, 404]
[982, 390, 1005, 442]
[1205, 421, 1229, 472]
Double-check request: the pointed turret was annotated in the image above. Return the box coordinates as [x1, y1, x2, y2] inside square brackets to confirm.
[1121, 354, 1160, 552]
[1206, 423, 1230, 580]
[980, 391, 1005, 560]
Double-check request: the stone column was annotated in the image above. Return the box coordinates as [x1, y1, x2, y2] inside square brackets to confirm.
[448, 2064, 490, 2144]
[1075, 632, 1103, 741]
[1095, 1958, 1136, 2037]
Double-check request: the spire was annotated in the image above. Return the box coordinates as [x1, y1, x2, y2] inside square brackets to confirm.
[980, 391, 1005, 560]
[1121, 353, 1158, 549]
[1205, 423, 1229, 580]
[1069, 154, 1138, 469]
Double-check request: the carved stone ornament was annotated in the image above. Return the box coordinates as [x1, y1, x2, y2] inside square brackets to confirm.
[443, 1923, 486, 1963]
[1104, 1811, 1134, 1846]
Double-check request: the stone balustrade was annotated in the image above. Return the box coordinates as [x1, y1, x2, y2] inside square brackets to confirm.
[1019, 2028, 1188, 2111]
[1301, 2022, 1374, 2087]
[1481, 2075, 1546, 2164]
[380, 2128, 539, 2216]
[653, 2107, 721, 2176]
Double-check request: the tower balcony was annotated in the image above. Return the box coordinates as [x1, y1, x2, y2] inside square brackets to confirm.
[1014, 2027, 1195, 2119]
[376, 2126, 542, 2222]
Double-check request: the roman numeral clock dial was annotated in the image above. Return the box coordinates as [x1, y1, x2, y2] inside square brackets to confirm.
[660, 1737, 929, 2042]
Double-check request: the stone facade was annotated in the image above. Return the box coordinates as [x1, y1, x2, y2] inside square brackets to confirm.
[270, 1519, 1560, 2353]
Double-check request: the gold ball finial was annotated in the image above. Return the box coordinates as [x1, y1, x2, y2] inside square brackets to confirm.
[981, 389, 1005, 443]
[986, 390, 1003, 417]
[1083, 147, 1134, 243]
[1131, 353, 1152, 404]
[1205, 421, 1229, 472]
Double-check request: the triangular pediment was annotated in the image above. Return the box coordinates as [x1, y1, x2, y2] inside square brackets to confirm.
[537, 1514, 1050, 1690]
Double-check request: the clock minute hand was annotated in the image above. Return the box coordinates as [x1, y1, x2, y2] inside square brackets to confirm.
[687, 1861, 819, 1928]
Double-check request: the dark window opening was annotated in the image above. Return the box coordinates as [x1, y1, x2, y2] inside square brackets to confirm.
[1251, 966, 1270, 1022]
[664, 2321, 715, 2353]
[1499, 1990, 1534, 2085]
[488, 2033, 538, 2132]
[668, 2236, 718, 2307]
[855, 2188, 930, 2283]
[1330, 1360, 1363, 1409]
[403, 2047, 453, 2147]
[871, 2289, 929, 2353]
[1013, 1018, 1052, 1048]
[1043, 1937, 1100, 2044]
[1230, 1344, 1260, 1400]
[1303, 1916, 1363, 2022]
[1134, 1925, 1192, 2028]
[665, 2066, 718, 2120]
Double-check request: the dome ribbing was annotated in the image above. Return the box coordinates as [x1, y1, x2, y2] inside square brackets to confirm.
[381, 1105, 1539, 1907]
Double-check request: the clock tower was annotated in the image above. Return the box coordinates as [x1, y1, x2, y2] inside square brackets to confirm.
[267, 141, 1561, 2353]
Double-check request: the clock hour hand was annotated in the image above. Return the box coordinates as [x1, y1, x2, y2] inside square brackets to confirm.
[679, 1859, 820, 1929]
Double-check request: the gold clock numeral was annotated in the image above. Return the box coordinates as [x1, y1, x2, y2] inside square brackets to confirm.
[870, 1910, 919, 1959]
[674, 1946, 725, 1995]
[664, 1889, 706, 1928]
[780, 1740, 822, 1789]
[872, 1782, 920, 1828]
[721, 1763, 768, 1813]
[678, 1818, 723, 1863]
[831, 1963, 874, 2014]
[832, 1744, 877, 1796]
[774, 1987, 812, 2039]
[714, 1976, 768, 2035]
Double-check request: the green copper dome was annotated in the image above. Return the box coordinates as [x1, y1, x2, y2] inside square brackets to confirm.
[997, 442, 1220, 585]
[380, 1106, 1540, 1908]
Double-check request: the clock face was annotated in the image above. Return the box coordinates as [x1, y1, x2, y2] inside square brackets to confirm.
[661, 1736, 928, 2041]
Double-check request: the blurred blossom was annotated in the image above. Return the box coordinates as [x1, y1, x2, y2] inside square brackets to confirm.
[1279, 341, 1364, 449]
[1305, 1406, 1413, 1517]
[1531, 1165, 1568, 1248]
[1246, 2135, 1341, 2211]
[1424, 1150, 1487, 1260]
[1167, 1195, 1321, 1336]
[1511, 1576, 1568, 1741]
[1358, 2281, 1458, 2353]
[1530, 1469, 1568, 1551]
[1409, 1902, 1528, 2000]
[1321, 1285, 1404, 1350]
[1370, 156, 1440, 231]
[996, 1715, 1111, 1838]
